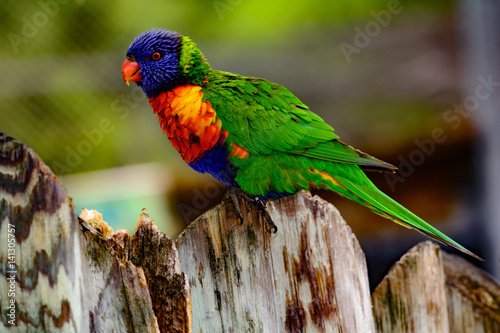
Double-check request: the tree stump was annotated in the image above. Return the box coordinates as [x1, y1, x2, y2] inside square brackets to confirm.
[79, 209, 160, 332]
[0, 133, 88, 331]
[175, 191, 375, 332]
[372, 241, 500, 333]
[443, 251, 500, 332]
[0, 133, 164, 332]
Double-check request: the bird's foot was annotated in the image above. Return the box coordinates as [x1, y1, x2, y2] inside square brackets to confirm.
[253, 197, 277, 233]
[224, 187, 277, 233]
[223, 187, 251, 223]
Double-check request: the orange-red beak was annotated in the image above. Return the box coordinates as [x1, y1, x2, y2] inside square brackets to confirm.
[122, 59, 142, 85]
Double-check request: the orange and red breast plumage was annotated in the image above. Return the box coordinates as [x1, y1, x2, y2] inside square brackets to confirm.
[149, 85, 223, 163]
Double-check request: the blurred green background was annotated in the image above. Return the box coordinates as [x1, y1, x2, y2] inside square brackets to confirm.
[1, 0, 498, 287]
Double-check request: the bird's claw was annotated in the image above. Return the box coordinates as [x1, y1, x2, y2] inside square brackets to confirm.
[224, 187, 277, 233]
[253, 197, 277, 233]
[224, 187, 247, 224]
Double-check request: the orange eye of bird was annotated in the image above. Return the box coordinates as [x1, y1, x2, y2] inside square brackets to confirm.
[152, 52, 161, 61]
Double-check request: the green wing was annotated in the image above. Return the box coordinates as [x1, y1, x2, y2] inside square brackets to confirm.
[203, 71, 396, 172]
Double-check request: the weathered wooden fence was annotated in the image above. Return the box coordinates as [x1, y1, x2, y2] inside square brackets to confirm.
[1, 132, 499, 332]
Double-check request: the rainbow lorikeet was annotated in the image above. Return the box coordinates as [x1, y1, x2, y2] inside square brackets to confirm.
[122, 29, 479, 260]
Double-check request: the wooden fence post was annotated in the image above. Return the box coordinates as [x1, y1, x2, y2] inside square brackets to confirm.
[0, 132, 161, 332]
[0, 132, 89, 331]
[372, 241, 500, 333]
[2, 132, 499, 333]
[175, 190, 375, 332]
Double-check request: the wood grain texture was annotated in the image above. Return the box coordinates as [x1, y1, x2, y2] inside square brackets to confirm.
[443, 252, 500, 333]
[0, 132, 86, 331]
[0, 133, 162, 332]
[129, 210, 192, 333]
[4, 132, 499, 333]
[372, 241, 449, 333]
[372, 241, 500, 333]
[176, 190, 375, 333]
[79, 212, 160, 333]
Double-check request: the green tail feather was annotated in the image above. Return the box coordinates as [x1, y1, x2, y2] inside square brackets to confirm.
[325, 168, 483, 261]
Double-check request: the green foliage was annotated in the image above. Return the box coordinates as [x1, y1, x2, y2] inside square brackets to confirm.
[0, 0, 455, 174]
